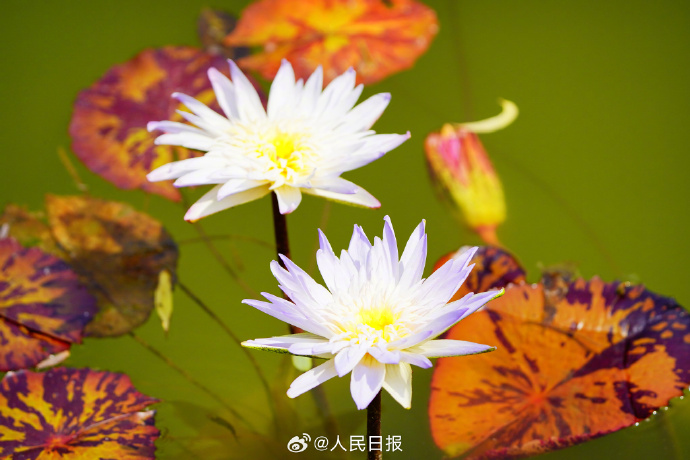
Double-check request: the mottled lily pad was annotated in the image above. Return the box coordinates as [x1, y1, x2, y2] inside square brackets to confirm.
[0, 196, 178, 337]
[69, 46, 229, 201]
[429, 247, 690, 459]
[0, 367, 159, 459]
[225, 0, 439, 84]
[0, 238, 96, 371]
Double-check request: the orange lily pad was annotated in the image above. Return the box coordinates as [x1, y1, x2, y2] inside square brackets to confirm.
[69, 46, 229, 201]
[0, 367, 159, 459]
[429, 247, 690, 459]
[0, 238, 96, 371]
[225, 0, 439, 85]
[0, 196, 178, 337]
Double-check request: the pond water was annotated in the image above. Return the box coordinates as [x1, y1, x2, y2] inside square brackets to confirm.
[2, 0, 689, 458]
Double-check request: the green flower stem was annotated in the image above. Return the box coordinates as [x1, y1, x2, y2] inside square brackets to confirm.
[367, 391, 382, 460]
[128, 330, 253, 433]
[177, 280, 279, 429]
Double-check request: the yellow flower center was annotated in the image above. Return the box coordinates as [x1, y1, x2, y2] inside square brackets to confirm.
[258, 131, 313, 179]
[357, 307, 396, 331]
[343, 306, 409, 344]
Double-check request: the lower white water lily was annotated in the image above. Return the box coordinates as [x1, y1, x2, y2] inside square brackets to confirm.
[243, 217, 502, 410]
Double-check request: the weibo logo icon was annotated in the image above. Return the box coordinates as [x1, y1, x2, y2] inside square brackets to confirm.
[287, 433, 311, 453]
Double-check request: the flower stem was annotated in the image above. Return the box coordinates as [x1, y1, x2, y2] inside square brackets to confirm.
[271, 192, 291, 262]
[367, 391, 382, 460]
[128, 331, 253, 433]
[271, 193, 297, 336]
[177, 280, 278, 428]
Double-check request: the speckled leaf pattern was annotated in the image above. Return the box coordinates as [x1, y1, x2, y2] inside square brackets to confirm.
[225, 0, 438, 85]
[69, 46, 229, 201]
[0, 367, 159, 459]
[0, 239, 96, 371]
[429, 247, 690, 459]
[45, 195, 178, 337]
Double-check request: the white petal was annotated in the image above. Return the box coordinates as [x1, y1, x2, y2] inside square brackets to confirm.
[154, 132, 215, 151]
[340, 93, 391, 133]
[296, 66, 323, 115]
[398, 234, 427, 288]
[174, 170, 224, 187]
[459, 289, 504, 320]
[229, 60, 266, 122]
[414, 247, 477, 308]
[184, 184, 270, 221]
[399, 352, 433, 369]
[207, 67, 239, 120]
[350, 356, 386, 410]
[248, 333, 327, 349]
[270, 258, 334, 318]
[307, 177, 359, 194]
[316, 68, 356, 117]
[147, 157, 225, 182]
[334, 346, 368, 377]
[274, 186, 302, 214]
[287, 359, 338, 398]
[217, 179, 267, 200]
[303, 184, 380, 209]
[400, 220, 426, 273]
[243, 296, 332, 338]
[337, 132, 410, 173]
[368, 347, 401, 364]
[382, 363, 412, 409]
[267, 60, 296, 119]
[408, 339, 495, 358]
[381, 216, 399, 281]
[147, 120, 206, 135]
[347, 225, 372, 269]
[172, 92, 231, 130]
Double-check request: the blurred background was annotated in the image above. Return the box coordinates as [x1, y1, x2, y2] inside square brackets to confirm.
[2, 0, 689, 458]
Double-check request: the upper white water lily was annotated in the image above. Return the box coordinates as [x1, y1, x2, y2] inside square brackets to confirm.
[146, 59, 410, 221]
[243, 217, 502, 410]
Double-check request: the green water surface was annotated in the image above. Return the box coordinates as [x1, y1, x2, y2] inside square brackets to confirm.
[1, 0, 689, 458]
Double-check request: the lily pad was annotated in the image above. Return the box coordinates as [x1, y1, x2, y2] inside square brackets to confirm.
[0, 238, 96, 371]
[429, 246, 690, 459]
[0, 367, 159, 459]
[0, 196, 179, 337]
[225, 0, 439, 84]
[69, 46, 229, 201]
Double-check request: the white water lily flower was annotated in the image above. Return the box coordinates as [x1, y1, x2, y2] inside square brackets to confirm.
[243, 217, 502, 410]
[146, 59, 410, 221]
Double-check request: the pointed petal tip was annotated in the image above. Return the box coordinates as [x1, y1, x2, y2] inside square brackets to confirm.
[183, 205, 203, 222]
